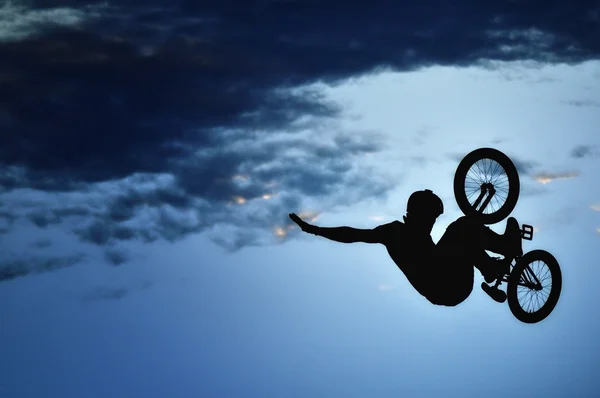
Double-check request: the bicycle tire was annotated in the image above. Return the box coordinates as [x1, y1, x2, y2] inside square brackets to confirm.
[507, 249, 562, 324]
[453, 147, 520, 224]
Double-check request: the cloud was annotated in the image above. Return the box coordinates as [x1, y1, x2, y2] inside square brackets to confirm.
[82, 280, 152, 302]
[571, 145, 598, 159]
[447, 151, 572, 196]
[447, 152, 538, 176]
[0, 2, 104, 42]
[0, 210, 15, 233]
[1, 1, 600, 278]
[533, 171, 580, 184]
[510, 157, 539, 176]
[2, 1, 599, 190]
[0, 253, 86, 282]
[2, 129, 393, 259]
[591, 203, 600, 212]
[562, 99, 600, 108]
[104, 248, 129, 266]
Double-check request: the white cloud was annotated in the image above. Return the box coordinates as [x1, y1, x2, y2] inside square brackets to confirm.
[0, 2, 105, 42]
[486, 28, 557, 58]
[591, 203, 600, 211]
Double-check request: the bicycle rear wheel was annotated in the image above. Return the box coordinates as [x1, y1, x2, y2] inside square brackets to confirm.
[453, 148, 520, 224]
[507, 250, 562, 324]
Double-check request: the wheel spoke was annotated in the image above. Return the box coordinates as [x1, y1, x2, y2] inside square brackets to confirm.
[515, 257, 555, 315]
[463, 158, 511, 215]
[457, 151, 519, 224]
[475, 161, 486, 182]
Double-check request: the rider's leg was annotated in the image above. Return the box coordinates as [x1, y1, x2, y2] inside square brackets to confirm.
[413, 216, 522, 305]
[436, 216, 522, 281]
[479, 217, 523, 258]
[436, 220, 493, 282]
[448, 216, 523, 259]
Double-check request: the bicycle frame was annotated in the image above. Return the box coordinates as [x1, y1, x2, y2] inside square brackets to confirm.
[476, 184, 540, 290]
[495, 264, 543, 291]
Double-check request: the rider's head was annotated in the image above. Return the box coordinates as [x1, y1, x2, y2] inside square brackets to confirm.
[404, 189, 444, 230]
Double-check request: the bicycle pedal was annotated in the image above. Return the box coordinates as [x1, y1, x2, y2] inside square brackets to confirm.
[521, 224, 534, 241]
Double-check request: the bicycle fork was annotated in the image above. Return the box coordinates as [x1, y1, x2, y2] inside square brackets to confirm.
[473, 183, 496, 214]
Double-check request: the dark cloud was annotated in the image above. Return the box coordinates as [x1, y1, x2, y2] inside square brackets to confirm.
[571, 144, 597, 159]
[446, 151, 549, 199]
[0, 254, 86, 282]
[510, 157, 538, 176]
[447, 152, 538, 177]
[82, 280, 153, 301]
[13, 131, 390, 255]
[562, 99, 600, 108]
[2, 1, 598, 189]
[26, 205, 95, 228]
[0, 210, 16, 233]
[1, 1, 599, 276]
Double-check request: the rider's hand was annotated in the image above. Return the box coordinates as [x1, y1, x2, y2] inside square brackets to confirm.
[289, 213, 318, 235]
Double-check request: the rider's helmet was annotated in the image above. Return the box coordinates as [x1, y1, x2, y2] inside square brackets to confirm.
[406, 189, 444, 219]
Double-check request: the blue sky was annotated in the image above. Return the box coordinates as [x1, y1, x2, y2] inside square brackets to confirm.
[1, 1, 600, 397]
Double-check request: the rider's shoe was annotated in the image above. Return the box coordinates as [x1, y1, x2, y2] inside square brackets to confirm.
[503, 217, 523, 259]
[481, 283, 507, 303]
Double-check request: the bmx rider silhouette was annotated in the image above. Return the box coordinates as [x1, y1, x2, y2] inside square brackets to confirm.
[289, 189, 523, 306]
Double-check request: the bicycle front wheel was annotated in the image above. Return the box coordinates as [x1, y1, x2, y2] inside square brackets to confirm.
[453, 147, 520, 224]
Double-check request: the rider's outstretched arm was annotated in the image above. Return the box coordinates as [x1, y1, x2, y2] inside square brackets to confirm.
[314, 225, 380, 244]
[289, 213, 385, 244]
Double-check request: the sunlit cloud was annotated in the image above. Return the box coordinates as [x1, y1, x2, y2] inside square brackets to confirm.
[232, 174, 249, 182]
[228, 192, 277, 204]
[369, 215, 384, 221]
[275, 211, 319, 238]
[231, 174, 251, 189]
[274, 226, 287, 237]
[596, 227, 600, 235]
[297, 211, 320, 223]
[232, 196, 246, 205]
[533, 172, 579, 184]
[591, 203, 600, 212]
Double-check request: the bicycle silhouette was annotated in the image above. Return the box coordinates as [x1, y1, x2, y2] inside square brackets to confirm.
[454, 148, 562, 323]
[290, 148, 562, 324]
